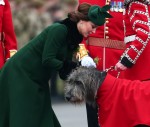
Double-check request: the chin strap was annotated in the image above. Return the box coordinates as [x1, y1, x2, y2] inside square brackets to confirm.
[105, 66, 120, 78]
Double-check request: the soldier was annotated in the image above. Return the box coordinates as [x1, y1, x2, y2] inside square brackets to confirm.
[112, 1, 150, 126]
[28, 0, 51, 39]
[12, 1, 31, 49]
[63, 0, 78, 13]
[48, 4, 65, 22]
[78, 0, 125, 127]
[13, 1, 52, 49]
[115, 0, 150, 82]
[0, 0, 17, 69]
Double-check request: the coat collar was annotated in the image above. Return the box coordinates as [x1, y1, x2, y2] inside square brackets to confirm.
[58, 18, 83, 51]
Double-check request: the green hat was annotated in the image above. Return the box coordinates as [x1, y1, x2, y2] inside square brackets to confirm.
[88, 5, 113, 26]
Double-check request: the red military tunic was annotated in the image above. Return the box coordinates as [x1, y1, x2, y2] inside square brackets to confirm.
[119, 0, 150, 80]
[96, 74, 150, 127]
[79, 0, 125, 78]
[0, 0, 17, 69]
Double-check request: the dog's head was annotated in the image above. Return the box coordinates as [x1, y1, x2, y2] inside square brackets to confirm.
[64, 66, 106, 105]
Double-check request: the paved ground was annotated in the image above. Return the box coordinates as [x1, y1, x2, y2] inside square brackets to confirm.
[52, 101, 88, 127]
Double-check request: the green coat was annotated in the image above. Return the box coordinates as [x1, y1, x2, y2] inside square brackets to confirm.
[0, 18, 82, 127]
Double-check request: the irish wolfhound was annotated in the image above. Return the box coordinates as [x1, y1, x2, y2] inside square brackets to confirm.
[64, 66, 106, 106]
[64, 66, 150, 127]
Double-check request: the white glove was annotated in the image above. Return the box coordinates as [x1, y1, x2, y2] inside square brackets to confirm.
[81, 56, 96, 68]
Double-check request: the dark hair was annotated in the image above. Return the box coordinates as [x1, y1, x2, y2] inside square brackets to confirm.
[68, 3, 91, 22]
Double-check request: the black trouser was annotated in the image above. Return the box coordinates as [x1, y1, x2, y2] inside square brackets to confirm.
[86, 103, 99, 127]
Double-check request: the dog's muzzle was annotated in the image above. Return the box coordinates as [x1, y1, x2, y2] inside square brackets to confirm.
[65, 95, 72, 101]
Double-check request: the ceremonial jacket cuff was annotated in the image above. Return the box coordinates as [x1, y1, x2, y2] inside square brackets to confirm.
[5, 49, 17, 60]
[120, 57, 133, 68]
[121, 1, 150, 67]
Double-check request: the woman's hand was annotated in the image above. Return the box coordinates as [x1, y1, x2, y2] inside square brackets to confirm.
[115, 62, 127, 71]
[81, 56, 96, 68]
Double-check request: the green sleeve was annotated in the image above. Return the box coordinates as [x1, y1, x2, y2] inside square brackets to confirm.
[42, 24, 67, 70]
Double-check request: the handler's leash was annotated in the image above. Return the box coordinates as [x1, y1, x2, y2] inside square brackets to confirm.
[105, 66, 120, 78]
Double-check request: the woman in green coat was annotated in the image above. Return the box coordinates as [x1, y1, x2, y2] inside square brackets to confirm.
[0, 3, 112, 127]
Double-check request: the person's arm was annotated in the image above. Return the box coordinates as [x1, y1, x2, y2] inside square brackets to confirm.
[42, 24, 68, 70]
[116, 1, 150, 70]
[3, 0, 17, 60]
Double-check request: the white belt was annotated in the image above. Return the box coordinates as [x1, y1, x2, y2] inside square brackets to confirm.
[124, 35, 136, 44]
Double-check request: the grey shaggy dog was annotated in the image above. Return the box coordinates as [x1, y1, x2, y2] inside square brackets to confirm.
[64, 66, 150, 127]
[64, 66, 106, 106]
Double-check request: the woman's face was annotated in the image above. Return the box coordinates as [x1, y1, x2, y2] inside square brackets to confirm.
[77, 20, 98, 37]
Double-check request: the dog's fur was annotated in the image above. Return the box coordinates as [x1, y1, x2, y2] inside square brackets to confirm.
[64, 66, 106, 106]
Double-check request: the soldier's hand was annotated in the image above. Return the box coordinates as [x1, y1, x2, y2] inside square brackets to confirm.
[115, 62, 127, 71]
